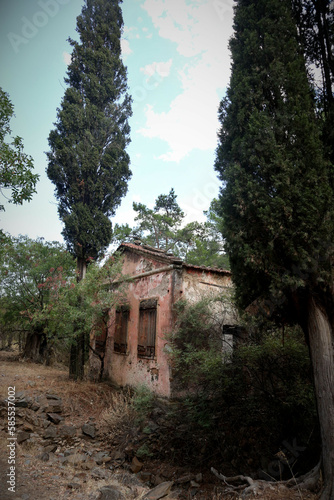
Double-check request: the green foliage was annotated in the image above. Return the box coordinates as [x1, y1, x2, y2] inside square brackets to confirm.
[47, 0, 132, 262]
[167, 297, 318, 473]
[215, 0, 333, 316]
[0, 235, 75, 353]
[132, 384, 156, 423]
[177, 199, 230, 269]
[33, 253, 128, 352]
[0, 88, 39, 213]
[132, 188, 184, 251]
[113, 192, 230, 269]
[169, 297, 236, 396]
[135, 443, 153, 459]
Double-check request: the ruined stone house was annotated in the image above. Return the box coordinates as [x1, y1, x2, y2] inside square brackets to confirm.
[90, 242, 239, 397]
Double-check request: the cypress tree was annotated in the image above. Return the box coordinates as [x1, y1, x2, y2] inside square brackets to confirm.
[215, 0, 334, 497]
[47, 0, 132, 378]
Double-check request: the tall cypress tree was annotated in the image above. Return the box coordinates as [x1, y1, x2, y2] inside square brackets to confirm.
[215, 0, 334, 497]
[47, 0, 132, 378]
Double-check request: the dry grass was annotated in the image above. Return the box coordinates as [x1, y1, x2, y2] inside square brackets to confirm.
[0, 350, 121, 427]
[100, 388, 136, 435]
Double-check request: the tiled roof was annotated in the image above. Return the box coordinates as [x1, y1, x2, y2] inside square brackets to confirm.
[117, 242, 231, 275]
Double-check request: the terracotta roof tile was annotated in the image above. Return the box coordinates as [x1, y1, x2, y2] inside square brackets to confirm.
[117, 242, 231, 275]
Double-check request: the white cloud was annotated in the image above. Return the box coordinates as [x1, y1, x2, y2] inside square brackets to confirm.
[137, 0, 234, 162]
[140, 58, 172, 78]
[63, 51, 71, 65]
[121, 38, 133, 57]
[141, 0, 233, 58]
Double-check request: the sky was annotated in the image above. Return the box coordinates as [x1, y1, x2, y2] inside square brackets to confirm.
[0, 0, 234, 246]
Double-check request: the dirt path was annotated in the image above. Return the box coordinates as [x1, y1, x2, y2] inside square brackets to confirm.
[0, 351, 148, 500]
[0, 351, 319, 500]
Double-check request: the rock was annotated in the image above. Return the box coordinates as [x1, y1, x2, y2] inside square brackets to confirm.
[176, 474, 194, 484]
[15, 398, 29, 408]
[21, 423, 34, 432]
[43, 425, 57, 439]
[46, 393, 61, 400]
[144, 481, 174, 500]
[58, 424, 76, 438]
[92, 450, 111, 465]
[131, 456, 143, 473]
[43, 444, 57, 453]
[64, 453, 87, 466]
[81, 459, 96, 470]
[17, 431, 31, 444]
[140, 471, 152, 483]
[91, 467, 110, 479]
[41, 419, 51, 429]
[25, 414, 39, 427]
[82, 422, 96, 438]
[46, 400, 62, 413]
[152, 476, 165, 487]
[110, 449, 125, 463]
[74, 472, 88, 482]
[31, 402, 40, 412]
[47, 413, 63, 425]
[98, 485, 125, 500]
[67, 482, 81, 490]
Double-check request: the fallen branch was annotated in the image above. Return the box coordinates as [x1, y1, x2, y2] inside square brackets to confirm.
[211, 462, 321, 497]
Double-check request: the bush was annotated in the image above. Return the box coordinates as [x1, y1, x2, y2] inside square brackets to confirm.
[166, 297, 319, 475]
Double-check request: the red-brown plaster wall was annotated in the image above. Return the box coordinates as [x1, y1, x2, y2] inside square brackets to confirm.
[104, 251, 177, 397]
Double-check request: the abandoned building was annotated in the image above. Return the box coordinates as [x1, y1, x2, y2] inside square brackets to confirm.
[90, 241, 239, 397]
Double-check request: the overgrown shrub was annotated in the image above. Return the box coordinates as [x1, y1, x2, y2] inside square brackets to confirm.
[166, 297, 319, 476]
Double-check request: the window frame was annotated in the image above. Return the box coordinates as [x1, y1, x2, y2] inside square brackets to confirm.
[137, 298, 157, 359]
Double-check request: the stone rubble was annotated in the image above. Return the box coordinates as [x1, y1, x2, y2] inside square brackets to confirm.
[0, 390, 204, 499]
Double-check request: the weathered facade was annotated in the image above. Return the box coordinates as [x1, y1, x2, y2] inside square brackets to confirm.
[90, 242, 238, 397]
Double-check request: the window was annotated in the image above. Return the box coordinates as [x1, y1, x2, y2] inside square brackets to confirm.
[114, 306, 129, 354]
[138, 299, 157, 359]
[222, 325, 244, 355]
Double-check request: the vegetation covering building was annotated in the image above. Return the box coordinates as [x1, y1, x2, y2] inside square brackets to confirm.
[89, 242, 238, 396]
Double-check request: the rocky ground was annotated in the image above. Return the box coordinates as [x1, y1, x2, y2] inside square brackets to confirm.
[0, 351, 318, 499]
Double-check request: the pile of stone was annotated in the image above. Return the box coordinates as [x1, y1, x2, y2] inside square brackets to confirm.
[0, 391, 206, 499]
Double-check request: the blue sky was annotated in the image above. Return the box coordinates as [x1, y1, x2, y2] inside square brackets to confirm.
[0, 0, 234, 245]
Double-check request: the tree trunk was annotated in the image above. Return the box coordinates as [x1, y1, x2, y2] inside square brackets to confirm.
[69, 257, 87, 380]
[307, 296, 334, 500]
[23, 330, 47, 362]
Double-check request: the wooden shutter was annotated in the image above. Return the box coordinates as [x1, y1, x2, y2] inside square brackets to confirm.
[138, 300, 157, 358]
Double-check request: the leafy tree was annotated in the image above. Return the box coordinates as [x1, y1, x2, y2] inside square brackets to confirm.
[0, 88, 39, 214]
[178, 199, 229, 269]
[0, 236, 75, 362]
[113, 192, 230, 268]
[132, 188, 184, 251]
[215, 0, 334, 496]
[31, 253, 128, 378]
[46, 0, 132, 378]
